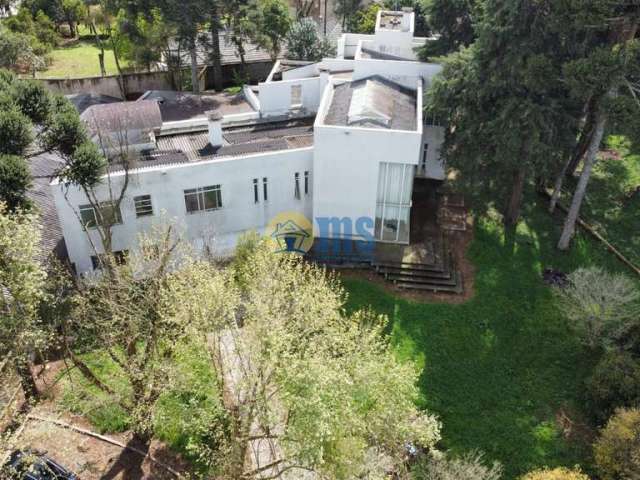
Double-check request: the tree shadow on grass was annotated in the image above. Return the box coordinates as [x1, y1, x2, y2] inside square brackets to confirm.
[343, 199, 606, 479]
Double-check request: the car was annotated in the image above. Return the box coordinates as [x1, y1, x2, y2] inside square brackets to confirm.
[3, 450, 78, 480]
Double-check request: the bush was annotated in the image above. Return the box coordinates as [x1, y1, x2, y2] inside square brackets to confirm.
[520, 467, 590, 480]
[285, 18, 335, 61]
[0, 108, 33, 156]
[0, 155, 33, 211]
[586, 351, 640, 422]
[593, 408, 640, 480]
[554, 267, 640, 349]
[413, 451, 503, 480]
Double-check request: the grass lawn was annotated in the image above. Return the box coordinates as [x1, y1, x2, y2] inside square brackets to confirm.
[36, 40, 128, 79]
[342, 197, 634, 479]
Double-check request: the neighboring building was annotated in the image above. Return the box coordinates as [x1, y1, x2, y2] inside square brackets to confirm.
[51, 9, 447, 274]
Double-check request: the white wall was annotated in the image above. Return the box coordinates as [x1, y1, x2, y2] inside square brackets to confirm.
[257, 77, 324, 116]
[53, 148, 314, 273]
[352, 58, 442, 89]
[312, 122, 421, 239]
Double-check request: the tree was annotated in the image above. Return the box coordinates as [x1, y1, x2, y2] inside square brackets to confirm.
[419, 0, 478, 58]
[427, 0, 589, 227]
[352, 3, 380, 34]
[556, 11, 640, 249]
[222, 0, 259, 79]
[0, 203, 48, 401]
[413, 451, 502, 480]
[593, 408, 640, 480]
[61, 0, 85, 37]
[520, 467, 590, 480]
[334, 0, 360, 30]
[173, 236, 441, 478]
[255, 0, 291, 61]
[0, 27, 49, 74]
[586, 350, 640, 422]
[0, 72, 107, 213]
[63, 226, 194, 443]
[285, 18, 335, 61]
[554, 267, 640, 350]
[0, 155, 32, 211]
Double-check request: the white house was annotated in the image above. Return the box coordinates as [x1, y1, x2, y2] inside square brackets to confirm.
[51, 9, 446, 274]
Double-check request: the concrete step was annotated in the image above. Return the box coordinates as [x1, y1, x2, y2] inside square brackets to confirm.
[395, 281, 461, 293]
[376, 265, 452, 279]
[384, 272, 457, 287]
[373, 262, 445, 274]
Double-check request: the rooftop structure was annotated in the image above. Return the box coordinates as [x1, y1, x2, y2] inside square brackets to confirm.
[49, 10, 447, 275]
[324, 76, 417, 130]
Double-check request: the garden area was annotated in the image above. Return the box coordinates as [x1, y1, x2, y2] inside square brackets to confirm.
[35, 39, 127, 79]
[342, 144, 640, 479]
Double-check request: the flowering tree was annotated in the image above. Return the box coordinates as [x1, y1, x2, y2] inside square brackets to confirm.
[172, 236, 441, 479]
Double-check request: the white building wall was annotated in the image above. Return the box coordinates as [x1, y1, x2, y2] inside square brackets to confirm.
[312, 124, 421, 239]
[53, 148, 314, 273]
[352, 58, 442, 89]
[257, 77, 323, 116]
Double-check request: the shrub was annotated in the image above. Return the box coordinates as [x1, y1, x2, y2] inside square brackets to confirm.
[586, 350, 640, 422]
[520, 467, 590, 480]
[554, 267, 640, 349]
[593, 408, 640, 480]
[285, 18, 335, 61]
[413, 451, 503, 480]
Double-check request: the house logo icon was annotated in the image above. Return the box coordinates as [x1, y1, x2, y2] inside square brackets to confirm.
[267, 212, 314, 254]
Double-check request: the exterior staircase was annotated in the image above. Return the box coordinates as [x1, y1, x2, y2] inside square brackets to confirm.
[306, 238, 462, 294]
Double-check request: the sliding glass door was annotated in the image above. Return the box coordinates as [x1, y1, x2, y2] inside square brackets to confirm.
[374, 162, 414, 243]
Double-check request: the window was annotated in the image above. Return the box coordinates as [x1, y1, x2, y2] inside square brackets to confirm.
[184, 185, 222, 213]
[421, 143, 429, 172]
[294, 172, 300, 199]
[262, 177, 268, 202]
[291, 85, 302, 108]
[79, 204, 97, 228]
[134, 194, 153, 217]
[79, 202, 122, 229]
[253, 178, 259, 203]
[304, 171, 310, 195]
[91, 250, 128, 270]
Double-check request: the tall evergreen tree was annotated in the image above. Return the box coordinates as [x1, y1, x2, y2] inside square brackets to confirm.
[557, 9, 640, 249]
[427, 0, 598, 227]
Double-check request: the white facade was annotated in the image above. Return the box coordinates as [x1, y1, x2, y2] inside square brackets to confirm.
[52, 9, 447, 274]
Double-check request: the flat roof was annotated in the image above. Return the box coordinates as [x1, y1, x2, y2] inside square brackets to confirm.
[139, 90, 255, 122]
[323, 76, 417, 131]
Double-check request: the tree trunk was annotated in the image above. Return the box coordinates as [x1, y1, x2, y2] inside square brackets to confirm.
[566, 107, 596, 177]
[557, 111, 606, 250]
[15, 358, 38, 402]
[190, 43, 200, 94]
[548, 156, 571, 214]
[503, 168, 526, 227]
[98, 51, 106, 77]
[210, 9, 224, 91]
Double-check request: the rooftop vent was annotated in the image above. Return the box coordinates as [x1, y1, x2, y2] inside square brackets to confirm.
[347, 79, 394, 128]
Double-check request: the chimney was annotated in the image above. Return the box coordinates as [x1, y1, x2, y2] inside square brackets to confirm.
[206, 110, 224, 148]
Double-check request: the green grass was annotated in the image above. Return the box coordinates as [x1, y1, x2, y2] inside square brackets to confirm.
[342, 198, 632, 479]
[557, 135, 640, 267]
[58, 343, 225, 472]
[36, 40, 128, 79]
